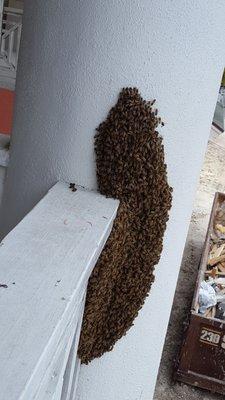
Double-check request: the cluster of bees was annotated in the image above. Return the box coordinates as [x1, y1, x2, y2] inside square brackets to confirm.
[78, 87, 173, 364]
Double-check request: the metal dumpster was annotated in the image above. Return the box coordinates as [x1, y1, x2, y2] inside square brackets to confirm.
[175, 192, 225, 395]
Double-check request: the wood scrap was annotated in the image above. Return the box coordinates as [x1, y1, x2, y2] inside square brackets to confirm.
[208, 254, 225, 267]
[215, 224, 225, 234]
[204, 307, 216, 319]
[209, 244, 219, 258]
[214, 244, 225, 258]
[200, 199, 225, 320]
[212, 306, 216, 318]
[204, 269, 225, 277]
[204, 308, 211, 318]
[218, 263, 225, 273]
[209, 244, 225, 260]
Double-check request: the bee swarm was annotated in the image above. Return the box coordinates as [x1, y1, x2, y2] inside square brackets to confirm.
[78, 87, 173, 364]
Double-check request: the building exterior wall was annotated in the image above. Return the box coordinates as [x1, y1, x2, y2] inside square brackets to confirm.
[0, 1, 225, 399]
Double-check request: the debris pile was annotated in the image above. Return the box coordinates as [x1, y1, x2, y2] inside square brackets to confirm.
[198, 200, 225, 319]
[78, 87, 172, 364]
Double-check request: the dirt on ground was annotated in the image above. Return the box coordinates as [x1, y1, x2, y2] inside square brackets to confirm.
[154, 128, 225, 400]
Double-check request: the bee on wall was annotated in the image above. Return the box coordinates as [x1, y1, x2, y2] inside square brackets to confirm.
[78, 87, 172, 364]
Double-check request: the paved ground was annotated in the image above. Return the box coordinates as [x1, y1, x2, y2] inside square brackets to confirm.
[154, 128, 225, 400]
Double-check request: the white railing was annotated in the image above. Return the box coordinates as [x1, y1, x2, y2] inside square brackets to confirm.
[0, 5, 23, 72]
[0, 182, 119, 400]
[1, 20, 22, 70]
[3, 6, 23, 17]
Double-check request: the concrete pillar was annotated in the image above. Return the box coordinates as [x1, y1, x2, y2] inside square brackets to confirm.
[0, 1, 225, 399]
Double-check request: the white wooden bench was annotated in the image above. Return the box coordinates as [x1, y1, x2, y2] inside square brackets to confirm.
[0, 182, 119, 400]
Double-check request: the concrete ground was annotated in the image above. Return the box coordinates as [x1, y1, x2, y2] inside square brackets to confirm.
[154, 127, 225, 400]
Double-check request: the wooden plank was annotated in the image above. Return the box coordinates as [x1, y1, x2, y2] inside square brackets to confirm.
[61, 298, 85, 400]
[0, 182, 119, 400]
[53, 298, 85, 400]
[33, 296, 85, 400]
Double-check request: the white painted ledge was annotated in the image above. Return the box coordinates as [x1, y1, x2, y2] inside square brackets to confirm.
[0, 182, 119, 400]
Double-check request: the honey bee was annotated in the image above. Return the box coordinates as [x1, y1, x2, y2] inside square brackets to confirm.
[69, 183, 77, 192]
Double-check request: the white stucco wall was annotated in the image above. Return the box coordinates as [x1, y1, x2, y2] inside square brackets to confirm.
[0, 1, 225, 399]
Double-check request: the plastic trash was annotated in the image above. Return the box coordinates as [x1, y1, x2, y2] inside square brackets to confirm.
[198, 281, 217, 314]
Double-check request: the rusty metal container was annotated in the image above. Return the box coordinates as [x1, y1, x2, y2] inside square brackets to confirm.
[174, 192, 225, 394]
